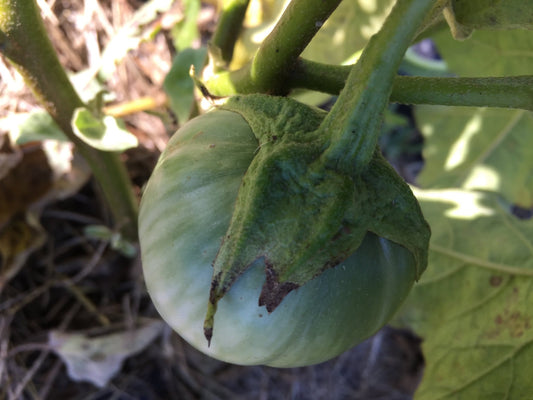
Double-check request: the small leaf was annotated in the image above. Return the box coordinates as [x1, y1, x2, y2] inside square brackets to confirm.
[49, 320, 164, 388]
[72, 108, 138, 152]
[170, 0, 200, 51]
[2, 110, 67, 144]
[163, 47, 207, 124]
[84, 225, 137, 257]
[84, 225, 113, 241]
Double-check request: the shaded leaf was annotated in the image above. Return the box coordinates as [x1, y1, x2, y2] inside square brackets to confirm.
[49, 320, 164, 387]
[84, 225, 137, 258]
[163, 47, 207, 125]
[72, 108, 138, 151]
[415, 106, 533, 207]
[302, 0, 395, 65]
[432, 29, 533, 77]
[401, 188, 533, 399]
[0, 212, 46, 291]
[0, 136, 90, 287]
[0, 141, 53, 228]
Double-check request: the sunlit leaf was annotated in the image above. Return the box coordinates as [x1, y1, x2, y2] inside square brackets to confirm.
[72, 108, 138, 152]
[302, 0, 395, 64]
[415, 106, 533, 207]
[432, 29, 533, 77]
[400, 188, 533, 399]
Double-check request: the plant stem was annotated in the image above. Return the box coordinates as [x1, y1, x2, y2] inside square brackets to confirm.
[206, 0, 342, 95]
[0, 0, 138, 240]
[210, 0, 250, 67]
[391, 76, 533, 111]
[320, 0, 436, 174]
[290, 59, 533, 111]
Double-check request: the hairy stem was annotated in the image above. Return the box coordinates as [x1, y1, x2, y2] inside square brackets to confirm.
[0, 0, 138, 240]
[320, 0, 436, 174]
[206, 0, 342, 95]
[290, 59, 533, 111]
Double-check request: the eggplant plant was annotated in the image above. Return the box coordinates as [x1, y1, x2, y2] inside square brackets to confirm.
[2, 0, 532, 397]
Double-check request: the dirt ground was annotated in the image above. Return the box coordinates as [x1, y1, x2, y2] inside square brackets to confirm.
[0, 1, 424, 398]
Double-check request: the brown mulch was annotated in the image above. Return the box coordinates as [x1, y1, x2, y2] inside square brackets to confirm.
[0, 1, 424, 398]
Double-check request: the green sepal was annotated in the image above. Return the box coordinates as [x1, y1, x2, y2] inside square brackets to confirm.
[203, 94, 430, 343]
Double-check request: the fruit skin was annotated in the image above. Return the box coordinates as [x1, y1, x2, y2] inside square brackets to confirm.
[139, 109, 417, 367]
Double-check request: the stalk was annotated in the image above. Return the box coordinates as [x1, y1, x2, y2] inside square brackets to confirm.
[290, 59, 533, 111]
[0, 0, 138, 240]
[320, 0, 436, 174]
[205, 0, 342, 95]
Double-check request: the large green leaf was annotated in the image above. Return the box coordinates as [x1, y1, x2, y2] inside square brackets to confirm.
[401, 188, 533, 399]
[432, 29, 533, 77]
[302, 0, 395, 64]
[404, 26, 533, 399]
[416, 106, 533, 207]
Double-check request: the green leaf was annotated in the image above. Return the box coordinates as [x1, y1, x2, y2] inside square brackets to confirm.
[2, 111, 68, 144]
[432, 29, 533, 77]
[163, 47, 207, 125]
[415, 105, 533, 208]
[302, 0, 396, 65]
[170, 0, 200, 51]
[451, 0, 533, 30]
[84, 225, 113, 241]
[72, 108, 138, 152]
[401, 188, 533, 399]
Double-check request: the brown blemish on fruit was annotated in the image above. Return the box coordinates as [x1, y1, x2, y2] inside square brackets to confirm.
[258, 261, 299, 313]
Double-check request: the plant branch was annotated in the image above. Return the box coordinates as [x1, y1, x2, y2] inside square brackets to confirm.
[320, 0, 436, 174]
[290, 59, 533, 111]
[210, 0, 250, 67]
[392, 75, 533, 111]
[0, 0, 138, 240]
[205, 0, 343, 95]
